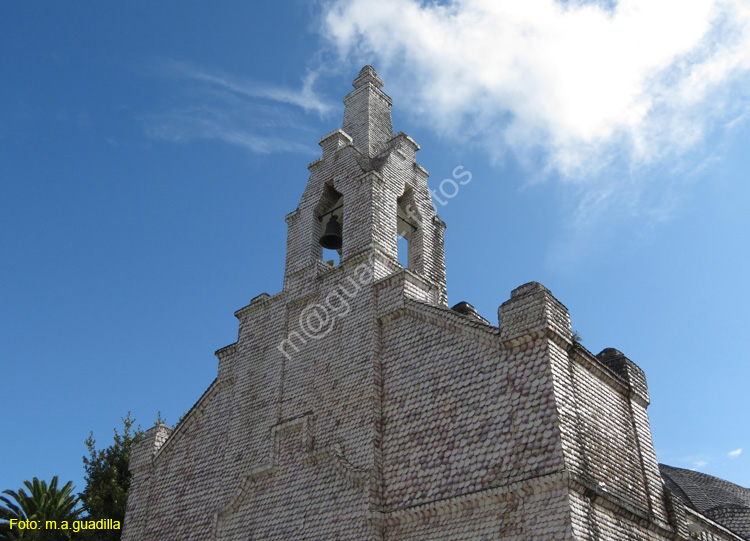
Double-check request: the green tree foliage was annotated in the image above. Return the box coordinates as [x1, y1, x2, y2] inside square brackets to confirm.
[78, 412, 143, 541]
[0, 476, 82, 540]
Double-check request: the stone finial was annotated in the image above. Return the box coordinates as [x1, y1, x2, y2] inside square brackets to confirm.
[498, 282, 572, 343]
[510, 281, 550, 299]
[250, 292, 270, 305]
[353, 65, 384, 89]
[596, 348, 650, 406]
[450, 301, 490, 324]
[319, 129, 354, 157]
[342, 65, 393, 157]
[128, 424, 172, 475]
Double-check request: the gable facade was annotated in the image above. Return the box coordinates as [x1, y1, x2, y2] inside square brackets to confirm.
[122, 66, 742, 540]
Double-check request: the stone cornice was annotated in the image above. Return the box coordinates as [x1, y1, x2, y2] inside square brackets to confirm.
[234, 291, 284, 320]
[378, 297, 501, 346]
[214, 342, 236, 360]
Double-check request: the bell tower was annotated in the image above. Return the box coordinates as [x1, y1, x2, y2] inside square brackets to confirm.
[282, 65, 447, 305]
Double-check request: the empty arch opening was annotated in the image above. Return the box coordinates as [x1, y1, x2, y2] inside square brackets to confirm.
[397, 189, 420, 269]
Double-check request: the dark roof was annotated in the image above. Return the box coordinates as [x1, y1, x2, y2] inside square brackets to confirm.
[660, 464, 750, 539]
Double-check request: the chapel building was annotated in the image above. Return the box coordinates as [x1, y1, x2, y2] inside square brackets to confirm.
[122, 66, 748, 540]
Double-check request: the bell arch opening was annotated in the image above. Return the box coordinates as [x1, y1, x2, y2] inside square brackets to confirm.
[315, 182, 343, 266]
[397, 188, 421, 269]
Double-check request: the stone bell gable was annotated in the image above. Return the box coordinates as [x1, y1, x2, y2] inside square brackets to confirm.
[122, 67, 743, 540]
[283, 65, 446, 306]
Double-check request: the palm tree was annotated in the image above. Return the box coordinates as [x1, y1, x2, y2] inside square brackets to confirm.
[0, 476, 82, 540]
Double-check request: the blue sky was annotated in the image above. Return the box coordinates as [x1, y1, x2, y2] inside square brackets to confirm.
[1, 0, 748, 501]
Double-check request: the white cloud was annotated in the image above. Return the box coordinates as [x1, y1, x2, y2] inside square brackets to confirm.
[322, 0, 750, 174]
[142, 60, 332, 155]
[320, 0, 750, 253]
[692, 460, 709, 470]
[728, 448, 742, 458]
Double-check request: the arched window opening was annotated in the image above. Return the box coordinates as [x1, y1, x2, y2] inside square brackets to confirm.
[397, 190, 420, 269]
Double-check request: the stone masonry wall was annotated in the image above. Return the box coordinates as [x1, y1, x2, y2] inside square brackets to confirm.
[125, 275, 707, 539]
[383, 477, 573, 540]
[569, 489, 668, 540]
[378, 299, 573, 538]
[124, 382, 234, 539]
[121, 424, 171, 539]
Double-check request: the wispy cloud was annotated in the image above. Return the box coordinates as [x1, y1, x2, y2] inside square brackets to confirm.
[143, 106, 317, 155]
[142, 60, 334, 155]
[320, 0, 750, 261]
[728, 448, 742, 458]
[692, 460, 709, 470]
[163, 60, 334, 117]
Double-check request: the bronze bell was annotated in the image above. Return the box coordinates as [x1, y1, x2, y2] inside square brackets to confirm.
[319, 214, 342, 250]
